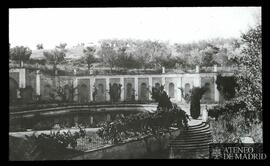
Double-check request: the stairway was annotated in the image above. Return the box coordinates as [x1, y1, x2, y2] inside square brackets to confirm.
[168, 122, 213, 159]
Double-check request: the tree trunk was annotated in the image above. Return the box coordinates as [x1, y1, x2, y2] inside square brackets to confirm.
[20, 61, 24, 68]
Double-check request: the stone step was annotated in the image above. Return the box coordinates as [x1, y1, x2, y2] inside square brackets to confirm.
[175, 137, 212, 144]
[169, 142, 211, 147]
[169, 146, 210, 151]
[169, 139, 212, 145]
[171, 148, 210, 153]
[186, 124, 210, 131]
[188, 122, 208, 129]
[177, 132, 212, 138]
[175, 131, 212, 139]
[170, 135, 212, 140]
[185, 124, 210, 130]
[188, 122, 205, 128]
[182, 128, 211, 135]
[169, 146, 211, 150]
[180, 128, 211, 134]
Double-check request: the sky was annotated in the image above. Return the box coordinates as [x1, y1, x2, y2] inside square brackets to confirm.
[9, 7, 261, 50]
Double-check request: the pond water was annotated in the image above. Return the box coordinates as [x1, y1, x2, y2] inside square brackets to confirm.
[9, 109, 142, 132]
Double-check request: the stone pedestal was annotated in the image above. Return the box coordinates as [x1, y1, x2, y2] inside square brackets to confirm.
[120, 77, 124, 101]
[106, 78, 110, 101]
[134, 77, 138, 100]
[19, 68, 26, 88]
[89, 78, 95, 101]
[196, 65, 200, 73]
[214, 75, 219, 102]
[148, 77, 152, 100]
[74, 78, 78, 102]
[36, 70, 40, 95]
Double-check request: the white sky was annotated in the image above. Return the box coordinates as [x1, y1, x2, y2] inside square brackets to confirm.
[9, 7, 261, 50]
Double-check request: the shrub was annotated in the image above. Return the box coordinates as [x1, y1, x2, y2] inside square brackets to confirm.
[22, 127, 86, 160]
[97, 106, 189, 144]
[216, 74, 237, 100]
[190, 86, 208, 119]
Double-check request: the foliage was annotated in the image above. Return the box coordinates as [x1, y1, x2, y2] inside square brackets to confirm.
[95, 38, 239, 70]
[24, 127, 86, 160]
[190, 86, 208, 119]
[83, 46, 97, 70]
[150, 85, 172, 109]
[36, 43, 44, 50]
[208, 99, 262, 143]
[97, 106, 189, 144]
[9, 46, 32, 67]
[208, 100, 246, 120]
[201, 44, 219, 66]
[43, 43, 68, 74]
[97, 87, 189, 144]
[11, 38, 241, 72]
[216, 74, 237, 100]
[209, 114, 262, 143]
[234, 24, 262, 117]
[29, 58, 46, 65]
[206, 23, 262, 143]
[96, 40, 118, 71]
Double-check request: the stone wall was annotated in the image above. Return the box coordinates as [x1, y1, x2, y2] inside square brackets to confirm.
[138, 77, 149, 101]
[40, 73, 55, 100]
[94, 78, 106, 102]
[77, 78, 90, 103]
[165, 77, 181, 101]
[124, 78, 135, 101]
[9, 72, 19, 86]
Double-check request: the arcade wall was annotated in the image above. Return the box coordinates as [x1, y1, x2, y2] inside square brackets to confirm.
[9, 68, 229, 104]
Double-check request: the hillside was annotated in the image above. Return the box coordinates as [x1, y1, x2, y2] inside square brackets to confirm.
[30, 45, 85, 60]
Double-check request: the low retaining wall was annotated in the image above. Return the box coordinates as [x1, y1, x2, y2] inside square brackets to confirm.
[10, 104, 158, 119]
[9, 128, 100, 139]
[70, 128, 181, 159]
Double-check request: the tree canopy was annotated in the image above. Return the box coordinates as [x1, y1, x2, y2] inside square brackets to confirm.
[43, 43, 67, 74]
[9, 46, 32, 67]
[235, 24, 262, 116]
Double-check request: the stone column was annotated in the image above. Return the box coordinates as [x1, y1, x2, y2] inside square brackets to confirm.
[36, 70, 40, 95]
[162, 67, 165, 74]
[214, 75, 220, 102]
[74, 78, 78, 102]
[89, 77, 95, 102]
[148, 76, 152, 100]
[196, 65, 200, 73]
[134, 77, 139, 100]
[162, 76, 165, 87]
[176, 77, 181, 102]
[90, 116, 94, 125]
[213, 65, 217, 72]
[19, 68, 26, 88]
[194, 74, 201, 87]
[120, 77, 124, 101]
[106, 77, 110, 101]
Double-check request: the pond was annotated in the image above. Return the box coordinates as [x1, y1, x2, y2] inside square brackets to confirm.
[9, 104, 157, 132]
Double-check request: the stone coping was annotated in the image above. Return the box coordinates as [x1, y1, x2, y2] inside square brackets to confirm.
[9, 127, 100, 139]
[10, 103, 158, 116]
